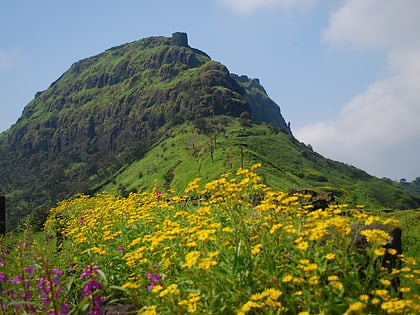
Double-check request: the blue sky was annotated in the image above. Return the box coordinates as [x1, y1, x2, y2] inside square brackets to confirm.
[1, 0, 419, 181]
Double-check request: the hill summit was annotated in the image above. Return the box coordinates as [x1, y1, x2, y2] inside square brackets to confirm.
[0, 32, 418, 230]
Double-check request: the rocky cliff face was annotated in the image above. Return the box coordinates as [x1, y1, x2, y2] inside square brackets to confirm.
[0, 33, 290, 229]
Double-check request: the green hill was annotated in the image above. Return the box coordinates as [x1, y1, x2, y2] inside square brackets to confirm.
[0, 32, 418, 231]
[102, 118, 418, 210]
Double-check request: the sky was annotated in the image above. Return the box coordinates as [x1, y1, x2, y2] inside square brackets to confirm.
[1, 0, 419, 181]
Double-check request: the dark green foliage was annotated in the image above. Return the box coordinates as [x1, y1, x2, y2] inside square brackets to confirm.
[399, 177, 420, 198]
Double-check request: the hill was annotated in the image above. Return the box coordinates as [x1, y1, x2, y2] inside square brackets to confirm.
[0, 32, 418, 231]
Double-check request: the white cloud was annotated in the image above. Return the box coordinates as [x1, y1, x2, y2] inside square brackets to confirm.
[296, 0, 420, 180]
[217, 0, 315, 14]
[322, 0, 420, 51]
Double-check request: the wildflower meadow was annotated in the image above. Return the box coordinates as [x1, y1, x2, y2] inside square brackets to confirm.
[1, 163, 419, 314]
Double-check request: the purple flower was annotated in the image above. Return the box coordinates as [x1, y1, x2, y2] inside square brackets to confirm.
[117, 246, 124, 253]
[26, 305, 36, 312]
[52, 269, 63, 275]
[21, 292, 33, 299]
[79, 216, 85, 225]
[52, 276, 61, 285]
[37, 277, 46, 289]
[23, 267, 35, 274]
[83, 279, 103, 296]
[80, 268, 90, 279]
[146, 270, 164, 290]
[0, 272, 8, 283]
[60, 302, 70, 314]
[146, 272, 163, 282]
[3, 248, 10, 255]
[12, 275, 22, 284]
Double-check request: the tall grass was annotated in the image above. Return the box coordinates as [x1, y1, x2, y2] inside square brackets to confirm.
[1, 164, 419, 314]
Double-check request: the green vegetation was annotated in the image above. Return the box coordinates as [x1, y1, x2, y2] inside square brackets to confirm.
[1, 166, 419, 314]
[0, 33, 418, 233]
[399, 177, 420, 198]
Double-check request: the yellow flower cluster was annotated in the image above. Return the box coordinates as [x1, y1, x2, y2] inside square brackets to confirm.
[238, 288, 283, 314]
[43, 163, 420, 314]
[178, 292, 201, 313]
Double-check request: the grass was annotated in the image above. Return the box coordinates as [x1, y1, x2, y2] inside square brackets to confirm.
[102, 118, 415, 211]
[1, 164, 419, 314]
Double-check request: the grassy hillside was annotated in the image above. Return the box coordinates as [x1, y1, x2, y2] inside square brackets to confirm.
[102, 116, 416, 210]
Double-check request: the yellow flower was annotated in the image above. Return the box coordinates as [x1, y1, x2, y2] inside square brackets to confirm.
[399, 287, 411, 293]
[401, 267, 411, 272]
[401, 266, 411, 272]
[251, 244, 263, 255]
[328, 275, 339, 282]
[121, 282, 139, 289]
[325, 253, 336, 261]
[309, 276, 319, 285]
[269, 223, 283, 234]
[374, 247, 386, 256]
[343, 301, 366, 315]
[184, 177, 202, 193]
[257, 288, 281, 300]
[139, 305, 157, 315]
[405, 257, 417, 265]
[359, 295, 369, 302]
[379, 278, 392, 286]
[330, 281, 344, 290]
[178, 292, 201, 313]
[360, 229, 390, 246]
[151, 284, 163, 293]
[296, 241, 308, 251]
[371, 298, 380, 305]
[89, 246, 107, 255]
[303, 263, 318, 272]
[222, 227, 234, 233]
[387, 248, 397, 255]
[238, 301, 263, 314]
[198, 258, 218, 270]
[282, 274, 293, 283]
[182, 251, 201, 268]
[372, 289, 388, 299]
[381, 299, 414, 314]
[159, 284, 180, 297]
